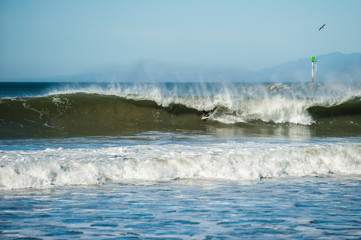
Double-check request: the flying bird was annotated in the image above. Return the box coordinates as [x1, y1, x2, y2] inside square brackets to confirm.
[318, 24, 326, 31]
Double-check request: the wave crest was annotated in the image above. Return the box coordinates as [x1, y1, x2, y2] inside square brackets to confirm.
[1, 82, 361, 138]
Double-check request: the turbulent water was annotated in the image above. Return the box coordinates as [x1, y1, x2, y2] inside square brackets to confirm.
[1, 81, 361, 239]
[1, 82, 361, 138]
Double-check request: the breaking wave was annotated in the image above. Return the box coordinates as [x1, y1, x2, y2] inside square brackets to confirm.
[1, 82, 361, 138]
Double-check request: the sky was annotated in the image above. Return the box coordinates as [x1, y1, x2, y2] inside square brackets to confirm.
[0, 0, 361, 79]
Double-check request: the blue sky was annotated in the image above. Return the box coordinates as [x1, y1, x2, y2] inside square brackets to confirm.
[1, 0, 361, 79]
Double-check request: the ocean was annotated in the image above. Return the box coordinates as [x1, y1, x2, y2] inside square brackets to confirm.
[1, 81, 361, 239]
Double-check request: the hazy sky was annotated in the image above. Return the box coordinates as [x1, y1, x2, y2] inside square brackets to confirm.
[1, 0, 361, 79]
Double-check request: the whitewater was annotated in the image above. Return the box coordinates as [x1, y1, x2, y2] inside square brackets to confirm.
[1, 81, 361, 239]
[1, 141, 361, 190]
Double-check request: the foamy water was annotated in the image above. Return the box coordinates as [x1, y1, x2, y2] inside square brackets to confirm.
[1, 141, 360, 190]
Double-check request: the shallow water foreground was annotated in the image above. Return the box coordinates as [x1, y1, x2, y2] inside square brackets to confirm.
[1, 178, 360, 239]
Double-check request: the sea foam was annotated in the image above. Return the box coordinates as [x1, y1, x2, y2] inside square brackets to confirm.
[1, 142, 360, 190]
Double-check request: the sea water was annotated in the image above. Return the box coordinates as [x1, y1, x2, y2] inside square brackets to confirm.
[1, 82, 361, 239]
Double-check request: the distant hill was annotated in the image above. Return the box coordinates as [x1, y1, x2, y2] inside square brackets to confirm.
[251, 52, 361, 82]
[6, 52, 361, 83]
[63, 52, 361, 83]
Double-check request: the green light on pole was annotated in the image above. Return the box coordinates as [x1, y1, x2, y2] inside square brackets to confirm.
[310, 56, 317, 82]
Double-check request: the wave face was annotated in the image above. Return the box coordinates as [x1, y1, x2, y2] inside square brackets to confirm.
[1, 142, 360, 190]
[1, 82, 361, 138]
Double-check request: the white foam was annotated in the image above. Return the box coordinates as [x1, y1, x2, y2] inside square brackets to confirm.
[1, 142, 360, 190]
[44, 82, 361, 125]
[236, 97, 315, 124]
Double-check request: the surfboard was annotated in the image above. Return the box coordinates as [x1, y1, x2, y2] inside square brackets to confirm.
[201, 115, 210, 120]
[201, 111, 212, 120]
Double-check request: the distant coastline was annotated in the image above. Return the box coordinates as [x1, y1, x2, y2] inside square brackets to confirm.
[1, 52, 360, 83]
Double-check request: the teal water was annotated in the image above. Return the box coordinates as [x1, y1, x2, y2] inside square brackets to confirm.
[1, 177, 361, 239]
